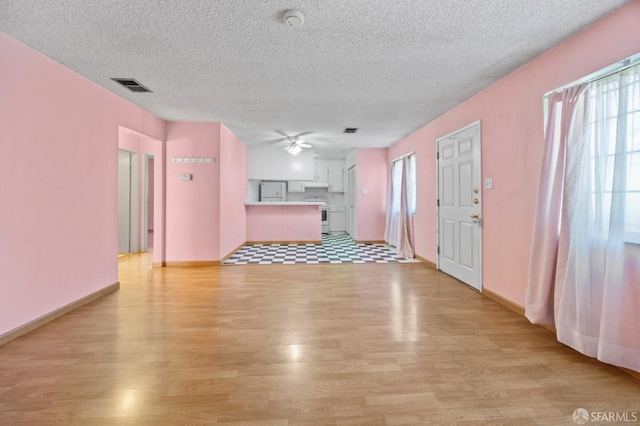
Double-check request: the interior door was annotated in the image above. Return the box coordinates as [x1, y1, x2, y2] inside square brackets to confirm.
[118, 150, 132, 254]
[437, 122, 482, 291]
[347, 166, 357, 238]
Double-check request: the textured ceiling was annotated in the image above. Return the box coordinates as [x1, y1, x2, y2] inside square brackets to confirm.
[0, 0, 628, 158]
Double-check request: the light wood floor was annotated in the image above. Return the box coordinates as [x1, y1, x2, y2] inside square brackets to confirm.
[0, 253, 638, 425]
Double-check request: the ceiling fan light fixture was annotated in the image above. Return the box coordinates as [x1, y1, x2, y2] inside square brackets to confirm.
[273, 132, 313, 155]
[284, 144, 302, 156]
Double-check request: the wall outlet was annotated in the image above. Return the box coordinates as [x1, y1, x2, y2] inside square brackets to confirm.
[179, 173, 192, 181]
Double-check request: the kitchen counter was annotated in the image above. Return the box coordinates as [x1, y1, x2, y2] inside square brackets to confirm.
[244, 201, 324, 206]
[245, 202, 322, 243]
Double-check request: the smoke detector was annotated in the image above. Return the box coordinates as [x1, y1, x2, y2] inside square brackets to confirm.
[283, 10, 304, 27]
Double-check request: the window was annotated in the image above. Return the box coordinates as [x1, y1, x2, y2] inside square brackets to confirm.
[527, 55, 640, 374]
[584, 64, 640, 244]
[385, 153, 417, 256]
[391, 153, 416, 214]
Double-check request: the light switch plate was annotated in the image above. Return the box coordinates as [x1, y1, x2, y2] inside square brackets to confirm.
[484, 178, 493, 189]
[179, 173, 192, 181]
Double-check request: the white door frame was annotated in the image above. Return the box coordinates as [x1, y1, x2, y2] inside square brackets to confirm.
[118, 150, 132, 254]
[142, 153, 154, 252]
[130, 151, 140, 253]
[118, 148, 140, 254]
[347, 165, 357, 239]
[435, 121, 483, 291]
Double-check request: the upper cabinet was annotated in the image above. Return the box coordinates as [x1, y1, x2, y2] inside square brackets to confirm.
[310, 160, 344, 191]
[288, 180, 305, 192]
[248, 146, 314, 181]
[314, 160, 329, 183]
[328, 163, 344, 193]
[249, 150, 345, 193]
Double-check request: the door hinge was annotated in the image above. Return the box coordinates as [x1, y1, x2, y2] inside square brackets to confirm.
[437, 152, 440, 160]
[437, 246, 440, 254]
[437, 199, 439, 207]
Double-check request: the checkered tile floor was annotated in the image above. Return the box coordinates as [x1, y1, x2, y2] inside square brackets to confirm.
[224, 233, 419, 265]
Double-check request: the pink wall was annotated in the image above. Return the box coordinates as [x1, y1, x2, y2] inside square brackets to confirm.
[165, 122, 221, 262]
[388, 1, 640, 306]
[219, 125, 248, 258]
[356, 149, 388, 241]
[246, 205, 322, 242]
[0, 32, 165, 336]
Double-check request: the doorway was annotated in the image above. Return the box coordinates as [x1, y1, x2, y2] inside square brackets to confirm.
[436, 122, 482, 291]
[142, 154, 154, 252]
[118, 149, 139, 254]
[347, 166, 357, 238]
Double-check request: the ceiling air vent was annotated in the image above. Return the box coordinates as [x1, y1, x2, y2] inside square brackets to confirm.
[343, 127, 359, 134]
[111, 78, 152, 93]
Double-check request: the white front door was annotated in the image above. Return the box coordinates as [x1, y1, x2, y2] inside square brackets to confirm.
[347, 166, 357, 238]
[437, 122, 482, 291]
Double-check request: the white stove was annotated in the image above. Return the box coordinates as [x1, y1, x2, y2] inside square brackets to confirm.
[304, 198, 327, 204]
[305, 199, 329, 233]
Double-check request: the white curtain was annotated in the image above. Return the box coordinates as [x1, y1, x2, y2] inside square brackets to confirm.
[384, 155, 415, 258]
[385, 160, 402, 247]
[526, 84, 589, 325]
[526, 64, 640, 373]
[557, 66, 640, 371]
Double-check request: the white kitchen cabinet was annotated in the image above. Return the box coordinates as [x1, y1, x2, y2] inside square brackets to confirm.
[329, 205, 346, 232]
[328, 164, 344, 192]
[288, 181, 305, 192]
[314, 160, 329, 182]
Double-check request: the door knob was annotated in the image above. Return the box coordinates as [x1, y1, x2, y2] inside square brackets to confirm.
[470, 213, 479, 219]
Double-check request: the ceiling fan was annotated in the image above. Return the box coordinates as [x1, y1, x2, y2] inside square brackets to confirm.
[269, 131, 313, 155]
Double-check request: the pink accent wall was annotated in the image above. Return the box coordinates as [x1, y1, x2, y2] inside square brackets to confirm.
[356, 149, 388, 241]
[219, 125, 248, 258]
[388, 1, 640, 306]
[246, 205, 322, 242]
[165, 122, 221, 262]
[0, 32, 165, 336]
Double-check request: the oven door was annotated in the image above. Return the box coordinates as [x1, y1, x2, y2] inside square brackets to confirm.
[321, 206, 329, 232]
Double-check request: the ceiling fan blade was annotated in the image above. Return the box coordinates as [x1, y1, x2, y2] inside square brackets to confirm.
[265, 137, 285, 144]
[294, 131, 314, 138]
[274, 130, 289, 138]
[310, 139, 333, 145]
[299, 143, 312, 148]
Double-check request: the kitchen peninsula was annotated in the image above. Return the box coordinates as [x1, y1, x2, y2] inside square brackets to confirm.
[245, 145, 346, 244]
[245, 201, 324, 243]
